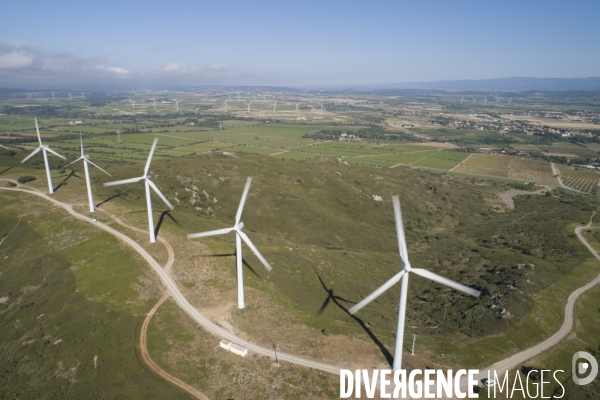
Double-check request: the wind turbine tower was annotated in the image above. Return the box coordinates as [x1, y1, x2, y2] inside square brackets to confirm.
[245, 101, 252, 113]
[224, 100, 228, 112]
[62, 131, 112, 212]
[104, 138, 174, 243]
[131, 100, 136, 110]
[52, 92, 55, 99]
[174, 99, 180, 111]
[320, 103, 323, 115]
[21, 118, 67, 194]
[472, 97, 476, 104]
[294, 103, 300, 113]
[496, 96, 500, 105]
[187, 177, 273, 309]
[460, 96, 464, 104]
[236, 91, 240, 100]
[273, 101, 277, 113]
[153, 99, 157, 111]
[349, 196, 481, 371]
[69, 93, 72, 100]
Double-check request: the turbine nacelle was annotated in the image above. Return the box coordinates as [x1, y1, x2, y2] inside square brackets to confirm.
[402, 261, 412, 272]
[234, 222, 245, 231]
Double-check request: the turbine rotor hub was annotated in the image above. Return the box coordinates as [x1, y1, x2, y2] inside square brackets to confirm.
[235, 222, 244, 231]
[402, 261, 412, 272]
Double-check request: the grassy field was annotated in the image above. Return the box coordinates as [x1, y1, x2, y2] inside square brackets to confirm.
[453, 154, 560, 184]
[538, 142, 599, 158]
[0, 192, 187, 398]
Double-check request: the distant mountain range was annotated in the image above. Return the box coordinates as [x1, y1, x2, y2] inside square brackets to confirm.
[357, 77, 600, 92]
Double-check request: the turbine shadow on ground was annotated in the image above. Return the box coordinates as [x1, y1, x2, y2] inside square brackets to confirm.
[314, 270, 394, 367]
[0, 166, 14, 176]
[53, 170, 82, 192]
[200, 252, 260, 277]
[154, 210, 179, 239]
[95, 190, 130, 208]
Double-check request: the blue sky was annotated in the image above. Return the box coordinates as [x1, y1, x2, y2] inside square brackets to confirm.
[1, 1, 599, 89]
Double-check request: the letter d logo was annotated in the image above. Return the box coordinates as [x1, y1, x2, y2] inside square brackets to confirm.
[572, 351, 598, 386]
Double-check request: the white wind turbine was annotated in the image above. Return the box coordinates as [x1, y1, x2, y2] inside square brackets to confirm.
[496, 96, 500, 105]
[320, 103, 323, 115]
[51, 92, 55, 99]
[174, 99, 180, 111]
[349, 195, 481, 371]
[0, 144, 9, 150]
[294, 103, 300, 113]
[236, 91, 240, 100]
[187, 177, 272, 309]
[460, 96, 464, 104]
[131, 100, 136, 110]
[103, 138, 173, 243]
[69, 93, 72, 100]
[153, 99, 157, 111]
[224, 100, 228, 112]
[472, 97, 476, 104]
[62, 131, 111, 212]
[509, 98, 512, 105]
[273, 101, 277, 113]
[245, 101, 252, 113]
[21, 118, 67, 194]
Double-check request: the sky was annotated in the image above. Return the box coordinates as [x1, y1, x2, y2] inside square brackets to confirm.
[1, 0, 599, 90]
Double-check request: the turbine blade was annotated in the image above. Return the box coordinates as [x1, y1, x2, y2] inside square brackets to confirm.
[21, 147, 41, 163]
[61, 157, 83, 170]
[44, 147, 67, 160]
[85, 159, 111, 176]
[147, 179, 174, 210]
[411, 268, 481, 297]
[348, 270, 405, 315]
[34, 118, 43, 145]
[0, 144, 8, 150]
[187, 227, 233, 239]
[235, 177, 252, 224]
[237, 230, 272, 271]
[103, 176, 144, 187]
[392, 195, 409, 265]
[144, 138, 158, 175]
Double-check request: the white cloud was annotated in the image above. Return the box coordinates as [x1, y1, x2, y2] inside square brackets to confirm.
[0, 50, 34, 69]
[96, 65, 129, 75]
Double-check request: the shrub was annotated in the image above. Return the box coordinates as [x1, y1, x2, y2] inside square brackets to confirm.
[17, 175, 36, 184]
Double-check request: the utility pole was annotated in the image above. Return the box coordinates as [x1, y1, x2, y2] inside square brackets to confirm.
[273, 343, 280, 366]
[411, 334, 416, 356]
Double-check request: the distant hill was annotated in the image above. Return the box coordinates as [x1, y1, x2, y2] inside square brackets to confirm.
[362, 77, 600, 92]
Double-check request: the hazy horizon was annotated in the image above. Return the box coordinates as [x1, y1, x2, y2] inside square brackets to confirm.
[2, 1, 599, 90]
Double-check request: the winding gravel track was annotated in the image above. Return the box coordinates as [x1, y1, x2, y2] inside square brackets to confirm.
[0, 187, 343, 375]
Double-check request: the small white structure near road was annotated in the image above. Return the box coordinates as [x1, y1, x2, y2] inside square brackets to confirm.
[219, 339, 248, 357]
[219, 339, 232, 350]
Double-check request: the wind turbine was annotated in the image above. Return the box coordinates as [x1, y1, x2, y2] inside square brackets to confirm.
[62, 131, 111, 212]
[320, 103, 323, 115]
[245, 101, 252, 113]
[236, 91, 240, 100]
[472, 97, 476, 104]
[69, 92, 72, 100]
[227, 92, 231, 100]
[187, 177, 272, 309]
[51, 92, 55, 99]
[174, 99, 180, 111]
[224, 100, 228, 112]
[103, 138, 174, 243]
[460, 96, 464, 104]
[509, 98, 512, 105]
[131, 100, 136, 110]
[496, 96, 500, 105]
[294, 103, 300, 113]
[21, 118, 67, 194]
[273, 101, 277, 113]
[153, 99, 157, 111]
[348, 195, 481, 371]
[0, 144, 9, 150]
